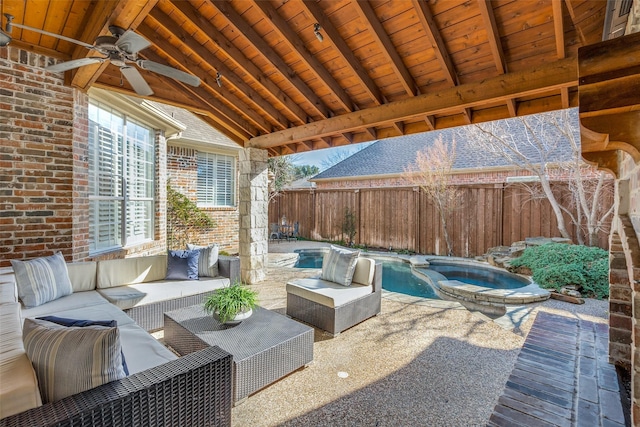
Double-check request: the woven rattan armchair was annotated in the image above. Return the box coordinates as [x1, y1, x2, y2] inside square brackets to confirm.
[0, 346, 233, 427]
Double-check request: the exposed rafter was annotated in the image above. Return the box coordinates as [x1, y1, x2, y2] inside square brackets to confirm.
[352, 0, 418, 97]
[250, 1, 354, 114]
[208, 0, 330, 119]
[552, 0, 570, 109]
[166, 0, 308, 125]
[140, 16, 283, 134]
[411, 0, 458, 86]
[300, 0, 383, 106]
[248, 58, 577, 148]
[476, 0, 516, 115]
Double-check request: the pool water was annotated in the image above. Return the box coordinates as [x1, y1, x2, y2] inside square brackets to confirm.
[380, 259, 440, 299]
[427, 262, 528, 290]
[293, 251, 440, 299]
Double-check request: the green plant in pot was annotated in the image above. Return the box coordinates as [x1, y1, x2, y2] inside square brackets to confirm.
[203, 281, 258, 325]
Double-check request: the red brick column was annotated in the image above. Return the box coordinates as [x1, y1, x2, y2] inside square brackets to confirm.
[0, 47, 75, 266]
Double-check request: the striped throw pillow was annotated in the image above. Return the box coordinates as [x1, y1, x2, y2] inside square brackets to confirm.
[23, 318, 126, 404]
[11, 253, 73, 308]
[187, 243, 219, 277]
[321, 246, 360, 287]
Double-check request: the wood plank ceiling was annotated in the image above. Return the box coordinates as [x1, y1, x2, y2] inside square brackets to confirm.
[3, 0, 607, 156]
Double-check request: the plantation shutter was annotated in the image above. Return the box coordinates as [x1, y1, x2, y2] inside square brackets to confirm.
[88, 106, 124, 253]
[88, 101, 154, 254]
[197, 152, 235, 207]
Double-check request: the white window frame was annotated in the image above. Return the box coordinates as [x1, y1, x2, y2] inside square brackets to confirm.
[88, 100, 155, 254]
[197, 151, 236, 208]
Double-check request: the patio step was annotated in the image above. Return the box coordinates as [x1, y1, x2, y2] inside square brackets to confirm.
[487, 311, 627, 427]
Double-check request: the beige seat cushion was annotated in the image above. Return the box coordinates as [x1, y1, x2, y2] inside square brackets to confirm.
[22, 295, 136, 328]
[117, 324, 177, 374]
[67, 262, 98, 292]
[97, 277, 230, 310]
[0, 303, 42, 418]
[286, 278, 372, 308]
[21, 291, 111, 319]
[352, 257, 375, 286]
[97, 255, 167, 289]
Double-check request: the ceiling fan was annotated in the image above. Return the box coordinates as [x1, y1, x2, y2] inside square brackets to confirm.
[1, 14, 200, 96]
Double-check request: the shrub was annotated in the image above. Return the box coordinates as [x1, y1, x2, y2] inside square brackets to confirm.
[509, 243, 609, 299]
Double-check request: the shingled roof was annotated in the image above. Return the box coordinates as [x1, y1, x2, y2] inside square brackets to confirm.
[148, 101, 240, 150]
[312, 110, 578, 181]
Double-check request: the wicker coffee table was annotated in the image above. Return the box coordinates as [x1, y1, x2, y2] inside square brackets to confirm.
[164, 305, 314, 404]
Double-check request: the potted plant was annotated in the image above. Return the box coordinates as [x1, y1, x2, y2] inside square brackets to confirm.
[203, 280, 258, 325]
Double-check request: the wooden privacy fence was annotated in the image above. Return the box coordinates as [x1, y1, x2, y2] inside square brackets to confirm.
[269, 184, 612, 257]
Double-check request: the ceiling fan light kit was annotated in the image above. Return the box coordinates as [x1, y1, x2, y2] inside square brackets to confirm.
[1, 16, 200, 96]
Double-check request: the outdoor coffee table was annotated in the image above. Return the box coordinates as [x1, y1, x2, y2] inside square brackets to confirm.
[164, 305, 314, 404]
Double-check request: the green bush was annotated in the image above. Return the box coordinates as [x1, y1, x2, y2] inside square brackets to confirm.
[510, 243, 609, 299]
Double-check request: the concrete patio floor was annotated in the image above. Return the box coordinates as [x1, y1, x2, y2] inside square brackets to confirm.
[226, 241, 612, 427]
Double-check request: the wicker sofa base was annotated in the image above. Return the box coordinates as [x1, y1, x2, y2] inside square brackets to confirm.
[0, 346, 233, 427]
[123, 255, 241, 332]
[286, 291, 381, 336]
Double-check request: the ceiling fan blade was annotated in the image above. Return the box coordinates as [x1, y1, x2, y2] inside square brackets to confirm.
[46, 57, 104, 72]
[115, 30, 151, 54]
[136, 60, 201, 87]
[120, 66, 154, 96]
[7, 20, 96, 50]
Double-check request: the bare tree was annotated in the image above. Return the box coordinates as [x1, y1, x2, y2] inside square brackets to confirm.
[267, 156, 294, 203]
[319, 142, 372, 171]
[404, 135, 460, 256]
[466, 109, 613, 246]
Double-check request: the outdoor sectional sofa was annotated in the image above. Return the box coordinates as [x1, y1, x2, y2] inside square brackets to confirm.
[0, 253, 240, 426]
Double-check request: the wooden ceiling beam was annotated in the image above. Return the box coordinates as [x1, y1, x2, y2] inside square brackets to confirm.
[477, 0, 507, 75]
[166, 0, 308, 125]
[248, 58, 578, 149]
[208, 0, 329, 119]
[352, 0, 418, 97]
[300, 0, 383, 105]
[70, 0, 158, 91]
[250, 0, 354, 114]
[552, 0, 570, 109]
[506, 99, 517, 117]
[162, 78, 256, 141]
[139, 47, 264, 137]
[139, 18, 284, 133]
[424, 115, 436, 130]
[477, 1, 519, 119]
[411, 0, 459, 86]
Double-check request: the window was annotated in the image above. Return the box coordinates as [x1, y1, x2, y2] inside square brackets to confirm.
[197, 152, 236, 207]
[88, 101, 155, 254]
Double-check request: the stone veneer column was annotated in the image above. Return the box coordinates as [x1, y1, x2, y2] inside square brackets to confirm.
[238, 148, 268, 284]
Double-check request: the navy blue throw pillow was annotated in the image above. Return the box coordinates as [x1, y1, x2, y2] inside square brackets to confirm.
[166, 250, 200, 280]
[36, 316, 129, 375]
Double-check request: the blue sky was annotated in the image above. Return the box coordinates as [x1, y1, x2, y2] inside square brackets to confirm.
[288, 143, 373, 171]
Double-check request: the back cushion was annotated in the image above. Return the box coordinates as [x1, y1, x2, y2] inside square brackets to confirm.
[351, 257, 375, 286]
[67, 262, 97, 292]
[97, 255, 167, 289]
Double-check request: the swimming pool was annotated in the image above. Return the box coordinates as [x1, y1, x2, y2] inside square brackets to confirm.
[426, 261, 529, 290]
[293, 250, 440, 299]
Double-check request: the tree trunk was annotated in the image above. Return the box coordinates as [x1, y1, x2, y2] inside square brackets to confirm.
[438, 206, 454, 256]
[540, 179, 572, 240]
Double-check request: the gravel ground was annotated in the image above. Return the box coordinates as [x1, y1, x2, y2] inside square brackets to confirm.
[230, 245, 610, 427]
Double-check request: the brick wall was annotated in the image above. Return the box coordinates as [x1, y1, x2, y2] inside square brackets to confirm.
[1, 47, 232, 266]
[167, 145, 239, 253]
[0, 47, 76, 267]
